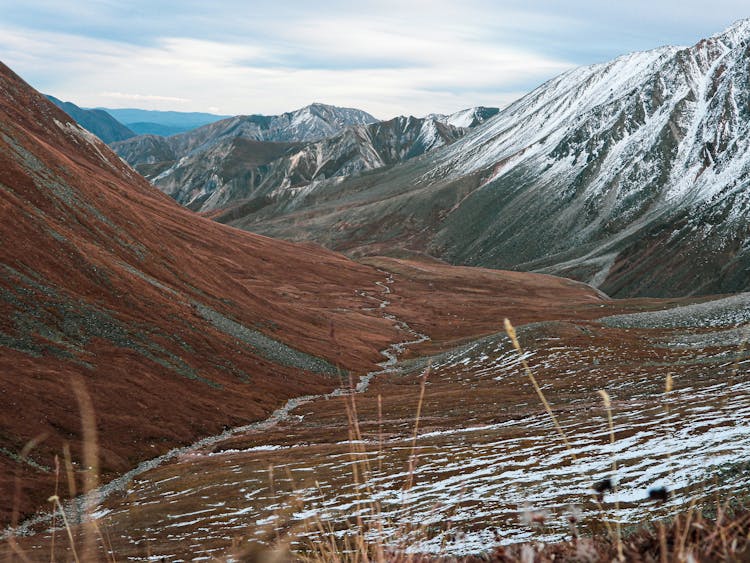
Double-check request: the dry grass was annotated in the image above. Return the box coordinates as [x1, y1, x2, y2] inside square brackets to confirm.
[219, 320, 750, 562]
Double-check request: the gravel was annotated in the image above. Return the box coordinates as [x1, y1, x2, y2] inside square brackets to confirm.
[194, 302, 340, 375]
[601, 292, 750, 329]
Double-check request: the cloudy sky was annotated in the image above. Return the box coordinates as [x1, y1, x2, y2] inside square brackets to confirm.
[1, 1, 748, 118]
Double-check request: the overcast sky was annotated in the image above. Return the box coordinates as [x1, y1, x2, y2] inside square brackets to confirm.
[1, 1, 748, 118]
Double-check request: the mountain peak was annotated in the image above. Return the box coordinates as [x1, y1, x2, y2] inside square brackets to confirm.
[293, 102, 377, 123]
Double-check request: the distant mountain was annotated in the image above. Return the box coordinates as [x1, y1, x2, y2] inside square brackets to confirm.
[126, 122, 193, 136]
[46, 95, 136, 143]
[101, 108, 230, 135]
[111, 103, 377, 209]
[216, 20, 750, 298]
[112, 109, 487, 212]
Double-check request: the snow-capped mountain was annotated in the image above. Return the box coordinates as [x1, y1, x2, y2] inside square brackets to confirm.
[113, 112, 476, 212]
[428, 106, 500, 129]
[113, 103, 376, 162]
[220, 19, 750, 297]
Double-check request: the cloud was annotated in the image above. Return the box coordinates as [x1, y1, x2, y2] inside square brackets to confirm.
[0, 16, 573, 117]
[1, 1, 749, 116]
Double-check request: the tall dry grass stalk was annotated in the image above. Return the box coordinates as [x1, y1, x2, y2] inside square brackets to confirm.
[378, 394, 384, 475]
[50, 455, 60, 563]
[503, 318, 616, 539]
[290, 367, 435, 562]
[4, 373, 114, 562]
[47, 494, 80, 563]
[404, 368, 429, 492]
[503, 319, 574, 456]
[70, 374, 100, 561]
[663, 372, 676, 492]
[9, 433, 48, 563]
[62, 443, 76, 499]
[597, 390, 623, 561]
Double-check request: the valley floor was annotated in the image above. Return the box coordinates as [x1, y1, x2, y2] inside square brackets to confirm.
[3, 258, 749, 561]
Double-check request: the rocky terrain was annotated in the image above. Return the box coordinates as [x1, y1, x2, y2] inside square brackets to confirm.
[216, 20, 750, 298]
[46, 96, 136, 143]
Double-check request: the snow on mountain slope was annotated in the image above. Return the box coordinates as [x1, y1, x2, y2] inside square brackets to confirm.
[224, 19, 750, 297]
[113, 102, 376, 161]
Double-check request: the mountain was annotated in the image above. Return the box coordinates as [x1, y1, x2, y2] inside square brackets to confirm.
[0, 63, 406, 524]
[46, 95, 136, 143]
[113, 113, 472, 212]
[126, 122, 194, 136]
[101, 108, 230, 136]
[218, 20, 750, 298]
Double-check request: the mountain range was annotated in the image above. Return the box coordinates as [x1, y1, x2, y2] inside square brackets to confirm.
[208, 20, 750, 298]
[4, 17, 750, 553]
[111, 107, 498, 211]
[102, 108, 230, 136]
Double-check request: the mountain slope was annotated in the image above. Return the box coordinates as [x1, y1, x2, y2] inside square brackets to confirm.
[429, 106, 500, 128]
[0, 64, 403, 525]
[220, 20, 750, 297]
[46, 95, 136, 143]
[115, 114, 471, 212]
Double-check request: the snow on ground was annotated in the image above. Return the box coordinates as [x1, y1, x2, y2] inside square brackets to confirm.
[83, 331, 750, 559]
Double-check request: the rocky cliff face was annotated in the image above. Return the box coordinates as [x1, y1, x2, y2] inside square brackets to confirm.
[221, 20, 750, 297]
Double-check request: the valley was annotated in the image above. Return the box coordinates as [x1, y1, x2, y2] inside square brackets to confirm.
[2, 13, 750, 563]
[202, 22, 750, 299]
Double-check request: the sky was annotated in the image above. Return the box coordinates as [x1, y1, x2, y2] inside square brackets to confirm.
[1, 1, 749, 119]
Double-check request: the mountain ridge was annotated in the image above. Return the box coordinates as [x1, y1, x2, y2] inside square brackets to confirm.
[99, 108, 230, 136]
[111, 105, 496, 212]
